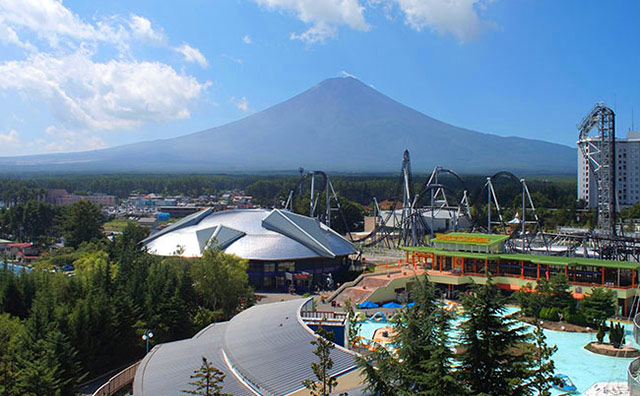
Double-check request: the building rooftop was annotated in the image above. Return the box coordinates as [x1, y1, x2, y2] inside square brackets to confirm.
[405, 246, 640, 270]
[133, 298, 357, 396]
[429, 232, 509, 247]
[141, 208, 354, 260]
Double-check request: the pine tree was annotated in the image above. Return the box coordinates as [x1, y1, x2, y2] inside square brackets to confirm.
[356, 345, 397, 396]
[420, 309, 465, 396]
[458, 278, 555, 396]
[302, 324, 339, 396]
[182, 356, 229, 396]
[357, 275, 461, 396]
[523, 323, 557, 396]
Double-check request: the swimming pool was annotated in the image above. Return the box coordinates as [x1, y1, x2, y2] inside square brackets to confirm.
[357, 307, 636, 395]
[0, 261, 32, 274]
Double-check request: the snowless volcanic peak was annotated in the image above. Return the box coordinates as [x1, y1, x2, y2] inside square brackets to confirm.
[0, 77, 576, 174]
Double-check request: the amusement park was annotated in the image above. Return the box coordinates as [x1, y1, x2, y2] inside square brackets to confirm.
[125, 104, 640, 396]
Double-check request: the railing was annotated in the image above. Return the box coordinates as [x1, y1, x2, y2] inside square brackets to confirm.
[91, 361, 140, 396]
[300, 310, 347, 321]
[634, 314, 640, 346]
[628, 357, 640, 396]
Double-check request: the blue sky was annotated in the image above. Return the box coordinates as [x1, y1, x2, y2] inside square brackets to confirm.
[0, 0, 638, 156]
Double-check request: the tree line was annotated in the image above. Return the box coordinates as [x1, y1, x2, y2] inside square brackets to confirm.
[0, 218, 254, 396]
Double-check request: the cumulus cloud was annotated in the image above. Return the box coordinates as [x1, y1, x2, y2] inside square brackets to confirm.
[0, 19, 35, 50]
[175, 44, 209, 68]
[0, 0, 211, 154]
[128, 15, 166, 44]
[0, 0, 103, 46]
[243, 34, 252, 44]
[0, 129, 19, 144]
[0, 52, 210, 130]
[378, 0, 497, 41]
[252, 0, 497, 43]
[253, 0, 369, 43]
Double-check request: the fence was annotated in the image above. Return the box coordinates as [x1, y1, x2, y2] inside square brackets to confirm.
[91, 361, 140, 396]
[300, 310, 348, 321]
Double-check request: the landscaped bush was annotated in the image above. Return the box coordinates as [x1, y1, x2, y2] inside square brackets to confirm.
[608, 322, 626, 348]
[517, 276, 616, 327]
[540, 307, 561, 322]
[565, 309, 588, 327]
[596, 321, 606, 343]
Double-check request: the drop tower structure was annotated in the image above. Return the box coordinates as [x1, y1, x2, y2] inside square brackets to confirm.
[578, 103, 616, 235]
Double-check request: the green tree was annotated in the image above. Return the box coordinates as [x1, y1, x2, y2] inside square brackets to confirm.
[342, 298, 362, 348]
[190, 247, 253, 318]
[358, 275, 462, 396]
[458, 278, 555, 396]
[58, 201, 105, 248]
[523, 323, 557, 396]
[182, 356, 229, 396]
[0, 313, 24, 396]
[580, 288, 616, 325]
[356, 346, 396, 396]
[420, 309, 464, 396]
[302, 325, 339, 396]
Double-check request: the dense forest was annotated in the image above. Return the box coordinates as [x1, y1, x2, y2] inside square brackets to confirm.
[0, 209, 254, 396]
[0, 172, 603, 234]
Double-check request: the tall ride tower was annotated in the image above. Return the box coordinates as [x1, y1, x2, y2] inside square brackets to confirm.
[577, 103, 616, 235]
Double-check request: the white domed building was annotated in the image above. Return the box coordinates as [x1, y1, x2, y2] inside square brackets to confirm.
[141, 208, 355, 290]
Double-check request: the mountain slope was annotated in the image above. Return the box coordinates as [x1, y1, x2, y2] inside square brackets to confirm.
[0, 77, 576, 174]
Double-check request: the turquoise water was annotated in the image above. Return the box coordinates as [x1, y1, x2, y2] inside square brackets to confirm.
[357, 307, 636, 395]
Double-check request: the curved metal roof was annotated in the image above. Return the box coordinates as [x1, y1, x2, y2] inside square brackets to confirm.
[142, 209, 354, 260]
[133, 299, 358, 396]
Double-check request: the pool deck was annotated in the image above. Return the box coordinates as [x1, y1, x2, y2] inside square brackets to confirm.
[583, 382, 629, 395]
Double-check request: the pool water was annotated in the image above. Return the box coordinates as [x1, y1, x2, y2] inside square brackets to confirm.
[0, 261, 32, 274]
[357, 307, 636, 395]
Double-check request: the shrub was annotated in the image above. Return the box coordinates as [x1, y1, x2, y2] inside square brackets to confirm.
[539, 307, 549, 320]
[596, 321, 606, 344]
[565, 310, 587, 327]
[547, 307, 561, 322]
[608, 321, 626, 348]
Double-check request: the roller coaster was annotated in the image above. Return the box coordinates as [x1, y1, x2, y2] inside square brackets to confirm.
[285, 145, 638, 261]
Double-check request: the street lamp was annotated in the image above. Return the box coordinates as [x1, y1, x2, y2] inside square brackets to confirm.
[142, 329, 154, 353]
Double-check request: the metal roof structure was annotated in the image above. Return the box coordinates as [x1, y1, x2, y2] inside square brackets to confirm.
[133, 299, 358, 396]
[142, 209, 354, 260]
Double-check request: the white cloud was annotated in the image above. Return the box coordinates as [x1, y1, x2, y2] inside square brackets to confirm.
[253, 0, 369, 43]
[252, 0, 497, 43]
[175, 44, 209, 68]
[230, 96, 250, 112]
[36, 125, 107, 153]
[0, 129, 19, 143]
[385, 0, 497, 42]
[128, 15, 165, 44]
[0, 0, 211, 151]
[243, 34, 252, 44]
[0, 51, 210, 131]
[0, 18, 35, 50]
[0, 0, 124, 48]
